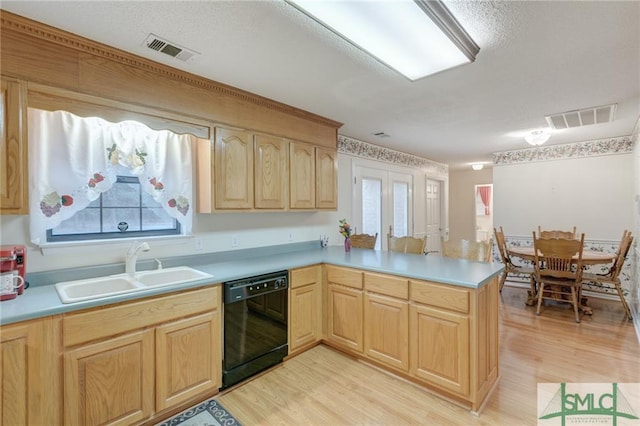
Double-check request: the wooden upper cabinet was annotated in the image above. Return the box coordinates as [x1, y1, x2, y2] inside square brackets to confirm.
[214, 126, 254, 209]
[0, 77, 28, 214]
[315, 147, 337, 210]
[289, 141, 315, 209]
[254, 134, 287, 209]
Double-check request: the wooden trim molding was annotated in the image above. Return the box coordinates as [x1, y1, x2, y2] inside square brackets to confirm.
[0, 11, 342, 129]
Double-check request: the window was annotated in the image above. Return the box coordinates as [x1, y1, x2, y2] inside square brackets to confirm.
[28, 108, 194, 246]
[47, 172, 180, 242]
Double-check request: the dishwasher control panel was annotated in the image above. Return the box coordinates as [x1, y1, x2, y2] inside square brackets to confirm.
[224, 270, 288, 303]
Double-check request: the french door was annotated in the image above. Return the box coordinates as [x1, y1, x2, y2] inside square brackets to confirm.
[353, 165, 413, 250]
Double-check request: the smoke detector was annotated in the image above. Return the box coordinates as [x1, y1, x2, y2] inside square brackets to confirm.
[141, 34, 200, 62]
[545, 104, 616, 130]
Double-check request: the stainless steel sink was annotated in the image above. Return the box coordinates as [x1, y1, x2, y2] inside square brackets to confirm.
[55, 267, 214, 304]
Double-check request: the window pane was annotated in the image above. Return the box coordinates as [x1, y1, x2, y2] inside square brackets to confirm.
[50, 208, 101, 235]
[141, 190, 159, 208]
[393, 182, 408, 237]
[142, 208, 176, 230]
[102, 181, 140, 207]
[102, 208, 141, 232]
[362, 178, 381, 248]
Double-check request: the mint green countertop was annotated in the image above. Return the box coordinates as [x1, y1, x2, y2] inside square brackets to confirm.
[0, 244, 503, 325]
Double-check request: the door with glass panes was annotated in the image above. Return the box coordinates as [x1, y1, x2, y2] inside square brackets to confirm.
[353, 166, 413, 250]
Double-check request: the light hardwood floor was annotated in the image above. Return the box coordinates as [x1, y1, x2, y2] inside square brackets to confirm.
[218, 285, 639, 425]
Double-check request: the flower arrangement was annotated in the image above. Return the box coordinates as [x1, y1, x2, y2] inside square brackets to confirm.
[338, 219, 352, 238]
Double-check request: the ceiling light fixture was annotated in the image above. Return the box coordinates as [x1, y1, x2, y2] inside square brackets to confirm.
[471, 163, 484, 171]
[524, 130, 551, 146]
[286, 0, 479, 81]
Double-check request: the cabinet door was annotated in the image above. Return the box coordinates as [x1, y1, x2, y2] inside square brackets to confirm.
[254, 134, 287, 209]
[156, 312, 221, 411]
[214, 126, 253, 209]
[410, 304, 469, 397]
[289, 283, 321, 352]
[0, 77, 28, 214]
[289, 142, 315, 209]
[327, 284, 363, 353]
[315, 147, 337, 209]
[1, 317, 61, 426]
[364, 293, 409, 372]
[64, 330, 154, 426]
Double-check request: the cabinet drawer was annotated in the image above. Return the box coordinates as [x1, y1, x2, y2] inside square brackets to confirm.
[326, 265, 363, 289]
[63, 286, 218, 347]
[364, 272, 409, 300]
[410, 280, 470, 314]
[290, 265, 320, 288]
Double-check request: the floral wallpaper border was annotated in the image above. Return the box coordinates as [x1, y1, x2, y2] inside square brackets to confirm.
[492, 136, 633, 166]
[338, 135, 448, 175]
[495, 236, 633, 297]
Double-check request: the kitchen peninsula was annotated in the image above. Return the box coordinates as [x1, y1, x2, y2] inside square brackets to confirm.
[0, 244, 502, 423]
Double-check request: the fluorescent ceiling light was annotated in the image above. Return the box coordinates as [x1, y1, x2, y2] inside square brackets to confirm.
[286, 0, 479, 81]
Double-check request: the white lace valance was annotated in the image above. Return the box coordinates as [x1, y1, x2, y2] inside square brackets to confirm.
[28, 108, 194, 244]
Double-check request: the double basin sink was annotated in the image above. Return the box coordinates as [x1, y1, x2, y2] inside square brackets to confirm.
[55, 266, 214, 304]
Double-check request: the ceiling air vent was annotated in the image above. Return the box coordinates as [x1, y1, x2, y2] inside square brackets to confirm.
[142, 33, 199, 62]
[545, 104, 616, 130]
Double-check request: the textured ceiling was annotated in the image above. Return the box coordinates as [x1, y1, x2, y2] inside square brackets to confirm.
[2, 1, 639, 170]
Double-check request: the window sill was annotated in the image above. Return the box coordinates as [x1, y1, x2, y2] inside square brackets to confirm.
[37, 234, 193, 256]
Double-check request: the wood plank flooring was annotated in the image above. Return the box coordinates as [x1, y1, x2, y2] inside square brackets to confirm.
[218, 285, 639, 425]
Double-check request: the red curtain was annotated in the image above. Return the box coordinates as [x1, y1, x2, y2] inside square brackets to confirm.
[477, 186, 491, 215]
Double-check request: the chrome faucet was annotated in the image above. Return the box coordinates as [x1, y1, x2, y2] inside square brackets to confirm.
[125, 241, 150, 277]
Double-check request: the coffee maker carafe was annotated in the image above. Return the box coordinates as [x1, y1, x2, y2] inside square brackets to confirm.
[0, 245, 27, 301]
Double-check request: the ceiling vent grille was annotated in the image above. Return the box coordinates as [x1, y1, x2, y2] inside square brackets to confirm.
[142, 34, 199, 62]
[545, 104, 616, 130]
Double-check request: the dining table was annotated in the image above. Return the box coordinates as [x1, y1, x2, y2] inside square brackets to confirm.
[507, 246, 616, 313]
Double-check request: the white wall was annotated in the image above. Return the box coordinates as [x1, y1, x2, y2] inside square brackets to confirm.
[448, 168, 493, 241]
[494, 154, 633, 240]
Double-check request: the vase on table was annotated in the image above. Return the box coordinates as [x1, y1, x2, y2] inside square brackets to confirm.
[344, 237, 351, 252]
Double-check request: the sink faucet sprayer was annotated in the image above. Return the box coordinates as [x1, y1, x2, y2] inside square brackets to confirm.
[126, 241, 150, 277]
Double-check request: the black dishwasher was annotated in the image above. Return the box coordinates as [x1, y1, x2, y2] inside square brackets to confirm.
[222, 270, 288, 389]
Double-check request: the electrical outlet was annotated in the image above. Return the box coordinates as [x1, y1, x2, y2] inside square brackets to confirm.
[288, 232, 294, 241]
[195, 238, 203, 251]
[231, 235, 239, 247]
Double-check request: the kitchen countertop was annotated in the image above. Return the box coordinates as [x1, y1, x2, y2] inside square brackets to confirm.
[0, 244, 503, 325]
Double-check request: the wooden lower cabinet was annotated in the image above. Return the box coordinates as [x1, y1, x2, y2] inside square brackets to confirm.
[326, 284, 363, 353]
[364, 293, 409, 372]
[64, 330, 155, 426]
[289, 266, 322, 354]
[409, 304, 470, 396]
[156, 312, 221, 411]
[62, 286, 221, 425]
[0, 316, 61, 426]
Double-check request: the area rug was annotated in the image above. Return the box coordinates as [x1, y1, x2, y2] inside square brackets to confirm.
[157, 398, 242, 426]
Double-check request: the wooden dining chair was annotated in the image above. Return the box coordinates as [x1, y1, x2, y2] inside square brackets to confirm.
[349, 233, 378, 249]
[387, 231, 426, 254]
[533, 232, 585, 323]
[441, 238, 493, 262]
[537, 226, 577, 239]
[582, 230, 634, 320]
[493, 227, 536, 298]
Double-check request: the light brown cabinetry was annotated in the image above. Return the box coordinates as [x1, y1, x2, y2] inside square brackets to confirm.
[0, 316, 61, 426]
[254, 134, 287, 209]
[325, 266, 363, 353]
[289, 265, 322, 354]
[363, 272, 409, 372]
[289, 141, 315, 209]
[214, 126, 254, 209]
[62, 286, 221, 425]
[0, 76, 28, 214]
[315, 147, 338, 209]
